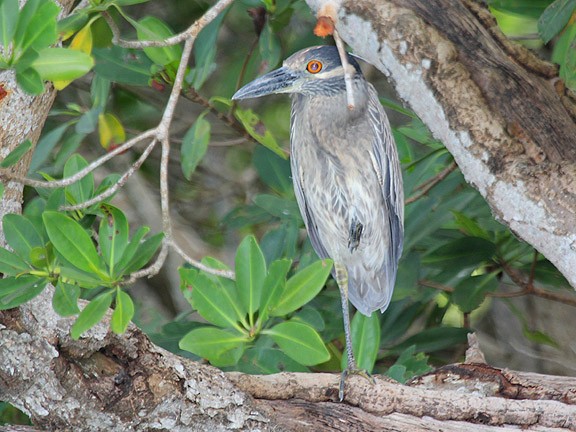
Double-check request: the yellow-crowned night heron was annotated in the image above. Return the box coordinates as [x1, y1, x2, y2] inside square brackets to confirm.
[233, 45, 404, 398]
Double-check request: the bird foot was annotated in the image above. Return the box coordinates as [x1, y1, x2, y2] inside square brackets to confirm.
[339, 367, 375, 401]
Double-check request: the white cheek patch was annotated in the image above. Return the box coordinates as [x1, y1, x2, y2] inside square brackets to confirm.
[314, 66, 353, 80]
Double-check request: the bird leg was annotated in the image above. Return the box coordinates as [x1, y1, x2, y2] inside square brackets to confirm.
[335, 263, 357, 371]
[335, 263, 374, 401]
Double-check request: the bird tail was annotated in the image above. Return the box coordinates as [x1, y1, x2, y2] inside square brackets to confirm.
[347, 265, 398, 317]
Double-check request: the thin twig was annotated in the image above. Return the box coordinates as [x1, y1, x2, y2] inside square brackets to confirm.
[127, 239, 169, 282]
[171, 241, 235, 280]
[333, 29, 355, 110]
[183, 88, 259, 146]
[420, 274, 576, 307]
[0, 129, 157, 188]
[104, 0, 234, 49]
[405, 161, 458, 204]
[60, 138, 158, 211]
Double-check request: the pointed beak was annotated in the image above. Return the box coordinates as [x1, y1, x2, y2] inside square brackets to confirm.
[232, 67, 299, 100]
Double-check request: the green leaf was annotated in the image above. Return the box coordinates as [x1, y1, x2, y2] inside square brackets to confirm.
[522, 327, 559, 348]
[42, 211, 105, 276]
[0, 0, 18, 51]
[552, 22, 576, 90]
[179, 327, 247, 367]
[181, 114, 210, 180]
[235, 235, 267, 318]
[116, 232, 163, 275]
[29, 123, 71, 173]
[187, 272, 244, 330]
[57, 12, 89, 40]
[93, 46, 152, 86]
[31, 47, 94, 82]
[0, 276, 47, 310]
[538, 0, 576, 43]
[388, 327, 470, 355]
[264, 321, 330, 366]
[451, 211, 489, 239]
[0, 247, 31, 275]
[189, 11, 225, 89]
[252, 145, 292, 194]
[253, 194, 301, 220]
[15, 66, 44, 94]
[2, 214, 43, 262]
[386, 345, 432, 383]
[237, 345, 309, 374]
[135, 16, 181, 66]
[111, 289, 134, 334]
[258, 22, 281, 72]
[64, 154, 94, 206]
[13, 0, 59, 54]
[347, 312, 380, 373]
[99, 204, 129, 276]
[52, 281, 80, 316]
[70, 290, 114, 339]
[0, 139, 32, 168]
[114, 226, 149, 273]
[59, 265, 103, 288]
[234, 108, 287, 159]
[423, 237, 496, 269]
[452, 273, 498, 313]
[271, 259, 333, 316]
[259, 258, 292, 323]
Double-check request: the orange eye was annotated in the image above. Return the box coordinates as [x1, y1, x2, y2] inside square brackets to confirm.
[306, 60, 323, 74]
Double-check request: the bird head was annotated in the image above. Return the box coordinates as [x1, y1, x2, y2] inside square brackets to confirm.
[232, 45, 362, 100]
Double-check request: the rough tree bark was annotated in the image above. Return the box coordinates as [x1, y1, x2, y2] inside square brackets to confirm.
[2, 0, 576, 431]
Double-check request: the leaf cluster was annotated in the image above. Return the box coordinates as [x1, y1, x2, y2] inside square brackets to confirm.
[0, 154, 162, 338]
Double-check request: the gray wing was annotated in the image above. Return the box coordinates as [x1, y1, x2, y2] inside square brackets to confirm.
[289, 101, 331, 261]
[366, 84, 404, 268]
[345, 84, 404, 315]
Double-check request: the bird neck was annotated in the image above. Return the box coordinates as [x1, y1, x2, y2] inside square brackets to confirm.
[292, 80, 369, 127]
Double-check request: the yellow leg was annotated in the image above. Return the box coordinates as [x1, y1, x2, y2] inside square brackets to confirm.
[334, 262, 375, 401]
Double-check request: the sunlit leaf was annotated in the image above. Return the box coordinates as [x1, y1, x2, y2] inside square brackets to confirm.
[235, 108, 287, 159]
[43, 211, 105, 277]
[271, 259, 333, 316]
[13, 0, 59, 54]
[235, 235, 267, 318]
[135, 16, 181, 66]
[32, 47, 94, 84]
[264, 321, 330, 366]
[98, 112, 126, 150]
[111, 289, 134, 334]
[179, 326, 248, 367]
[258, 258, 291, 323]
